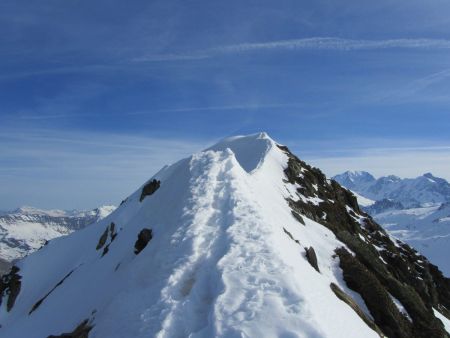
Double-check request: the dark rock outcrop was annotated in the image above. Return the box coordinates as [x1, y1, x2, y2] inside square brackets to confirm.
[278, 144, 450, 338]
[0, 266, 21, 311]
[304, 246, 320, 272]
[291, 211, 305, 225]
[139, 180, 161, 202]
[47, 319, 92, 338]
[134, 229, 153, 255]
[29, 269, 75, 315]
[336, 247, 413, 338]
[330, 282, 384, 337]
[95, 223, 117, 257]
[96, 228, 109, 251]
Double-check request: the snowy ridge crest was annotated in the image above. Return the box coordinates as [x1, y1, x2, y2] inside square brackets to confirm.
[0, 134, 449, 338]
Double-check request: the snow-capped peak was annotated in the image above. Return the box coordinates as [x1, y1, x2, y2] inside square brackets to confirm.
[12, 206, 69, 218]
[206, 132, 274, 173]
[334, 171, 450, 208]
[1, 133, 449, 338]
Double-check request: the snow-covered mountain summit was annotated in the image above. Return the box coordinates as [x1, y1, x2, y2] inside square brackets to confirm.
[333, 171, 376, 190]
[1, 133, 449, 338]
[0, 205, 116, 263]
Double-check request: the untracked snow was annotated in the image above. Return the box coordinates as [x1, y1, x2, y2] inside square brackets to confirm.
[0, 133, 380, 338]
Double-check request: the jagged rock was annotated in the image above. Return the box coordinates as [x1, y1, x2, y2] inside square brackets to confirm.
[283, 227, 294, 240]
[96, 227, 109, 250]
[330, 283, 384, 337]
[336, 247, 413, 338]
[134, 228, 152, 254]
[139, 180, 160, 202]
[29, 269, 75, 315]
[0, 266, 21, 311]
[109, 222, 117, 241]
[291, 210, 305, 225]
[279, 144, 450, 338]
[96, 223, 117, 256]
[283, 228, 300, 245]
[304, 246, 320, 272]
[47, 319, 92, 338]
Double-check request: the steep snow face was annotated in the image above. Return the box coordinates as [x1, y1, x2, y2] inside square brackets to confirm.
[0, 206, 115, 262]
[0, 133, 382, 338]
[351, 191, 376, 207]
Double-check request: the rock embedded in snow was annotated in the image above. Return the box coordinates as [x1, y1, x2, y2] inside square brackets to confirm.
[47, 319, 92, 338]
[304, 246, 320, 272]
[134, 228, 152, 255]
[291, 210, 305, 225]
[329, 283, 384, 337]
[139, 179, 160, 202]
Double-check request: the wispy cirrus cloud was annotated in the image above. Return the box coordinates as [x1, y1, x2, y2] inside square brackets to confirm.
[4, 37, 450, 81]
[134, 37, 450, 62]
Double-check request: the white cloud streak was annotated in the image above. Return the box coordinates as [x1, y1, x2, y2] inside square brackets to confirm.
[134, 37, 450, 62]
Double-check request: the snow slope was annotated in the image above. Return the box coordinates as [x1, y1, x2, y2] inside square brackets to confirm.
[351, 191, 375, 207]
[1, 133, 448, 338]
[0, 205, 115, 262]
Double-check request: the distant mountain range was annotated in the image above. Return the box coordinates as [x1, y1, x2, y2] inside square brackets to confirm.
[334, 171, 450, 275]
[0, 205, 115, 273]
[333, 171, 450, 208]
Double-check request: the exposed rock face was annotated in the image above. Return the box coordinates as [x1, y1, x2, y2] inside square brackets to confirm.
[0, 266, 21, 312]
[304, 246, 320, 272]
[291, 210, 305, 225]
[29, 269, 75, 315]
[47, 319, 92, 338]
[95, 223, 117, 257]
[330, 283, 384, 337]
[95, 227, 109, 250]
[139, 180, 161, 202]
[278, 144, 450, 338]
[134, 229, 152, 254]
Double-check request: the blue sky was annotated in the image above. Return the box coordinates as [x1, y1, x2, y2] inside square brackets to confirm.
[2, 0, 450, 210]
